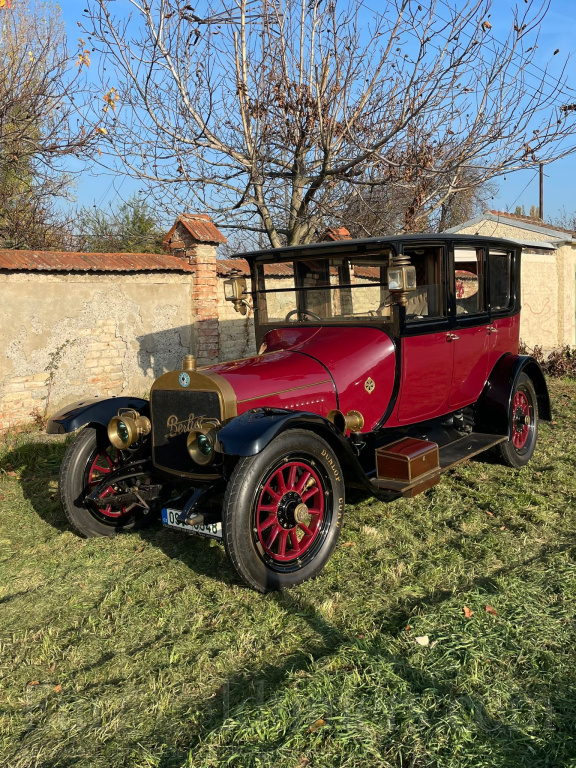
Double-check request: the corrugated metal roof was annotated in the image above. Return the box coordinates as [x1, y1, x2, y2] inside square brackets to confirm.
[180, 214, 227, 244]
[216, 258, 294, 277]
[0, 250, 195, 272]
[216, 259, 381, 280]
[488, 210, 576, 236]
[163, 213, 227, 247]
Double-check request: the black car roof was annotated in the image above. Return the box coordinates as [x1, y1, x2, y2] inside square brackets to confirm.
[236, 233, 521, 262]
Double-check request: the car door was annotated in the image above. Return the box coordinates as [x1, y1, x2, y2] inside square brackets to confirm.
[486, 248, 520, 366]
[448, 245, 490, 410]
[394, 245, 454, 424]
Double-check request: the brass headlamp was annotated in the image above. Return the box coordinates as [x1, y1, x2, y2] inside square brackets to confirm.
[186, 425, 219, 466]
[108, 409, 151, 449]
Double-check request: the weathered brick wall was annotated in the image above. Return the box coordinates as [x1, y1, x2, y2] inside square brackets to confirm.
[0, 272, 193, 431]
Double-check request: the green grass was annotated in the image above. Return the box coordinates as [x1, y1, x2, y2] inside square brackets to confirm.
[1, 380, 576, 768]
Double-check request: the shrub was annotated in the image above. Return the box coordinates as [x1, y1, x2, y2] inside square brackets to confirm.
[519, 341, 576, 378]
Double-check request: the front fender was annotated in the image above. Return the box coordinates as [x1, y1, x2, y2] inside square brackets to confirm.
[46, 396, 149, 435]
[216, 408, 399, 502]
[474, 354, 551, 437]
[217, 408, 342, 457]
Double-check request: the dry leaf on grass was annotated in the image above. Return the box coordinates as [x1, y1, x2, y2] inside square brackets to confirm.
[342, 541, 355, 547]
[54, 684, 62, 693]
[309, 718, 326, 732]
[485, 605, 498, 615]
[415, 635, 429, 647]
[463, 605, 474, 618]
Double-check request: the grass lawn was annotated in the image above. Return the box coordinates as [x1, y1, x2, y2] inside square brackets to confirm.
[1, 379, 576, 768]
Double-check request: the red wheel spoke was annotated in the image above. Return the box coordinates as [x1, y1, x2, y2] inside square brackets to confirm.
[92, 462, 112, 474]
[258, 514, 277, 532]
[278, 530, 288, 557]
[295, 470, 311, 494]
[263, 483, 281, 502]
[287, 464, 298, 489]
[266, 525, 281, 549]
[289, 529, 301, 552]
[302, 486, 319, 503]
[298, 522, 313, 535]
[276, 468, 288, 495]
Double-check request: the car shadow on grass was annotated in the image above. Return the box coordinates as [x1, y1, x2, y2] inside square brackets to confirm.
[0, 435, 243, 588]
[0, 436, 71, 533]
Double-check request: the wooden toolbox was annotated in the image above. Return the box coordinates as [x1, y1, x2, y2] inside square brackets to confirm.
[376, 437, 440, 482]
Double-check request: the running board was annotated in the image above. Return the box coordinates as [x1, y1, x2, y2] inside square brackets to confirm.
[371, 432, 506, 498]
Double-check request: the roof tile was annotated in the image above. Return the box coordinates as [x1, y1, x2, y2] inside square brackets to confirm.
[0, 250, 195, 272]
[488, 210, 576, 236]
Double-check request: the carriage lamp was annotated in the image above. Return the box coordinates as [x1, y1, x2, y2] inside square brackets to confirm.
[223, 276, 249, 315]
[108, 409, 151, 449]
[187, 426, 218, 466]
[387, 265, 417, 292]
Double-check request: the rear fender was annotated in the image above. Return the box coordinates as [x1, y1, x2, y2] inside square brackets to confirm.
[46, 396, 149, 435]
[474, 355, 551, 438]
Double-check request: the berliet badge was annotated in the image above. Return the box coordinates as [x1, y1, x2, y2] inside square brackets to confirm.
[179, 372, 190, 388]
[364, 377, 375, 393]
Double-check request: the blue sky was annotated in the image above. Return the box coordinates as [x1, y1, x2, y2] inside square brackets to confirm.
[56, 0, 576, 225]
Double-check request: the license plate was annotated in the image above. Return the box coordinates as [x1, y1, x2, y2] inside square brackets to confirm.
[161, 507, 222, 539]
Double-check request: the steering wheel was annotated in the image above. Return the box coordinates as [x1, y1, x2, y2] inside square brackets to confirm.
[285, 309, 322, 322]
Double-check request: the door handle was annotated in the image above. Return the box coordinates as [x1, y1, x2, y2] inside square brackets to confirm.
[446, 333, 459, 342]
[487, 325, 499, 334]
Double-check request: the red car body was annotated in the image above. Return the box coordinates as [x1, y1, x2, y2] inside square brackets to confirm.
[47, 234, 551, 591]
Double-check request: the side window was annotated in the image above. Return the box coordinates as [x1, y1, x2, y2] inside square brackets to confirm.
[454, 247, 484, 315]
[405, 247, 445, 322]
[489, 251, 512, 311]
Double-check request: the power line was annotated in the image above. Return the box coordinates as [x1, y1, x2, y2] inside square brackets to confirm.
[434, 0, 576, 100]
[357, 0, 575, 108]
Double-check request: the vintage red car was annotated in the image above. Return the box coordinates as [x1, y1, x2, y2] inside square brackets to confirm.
[48, 234, 551, 592]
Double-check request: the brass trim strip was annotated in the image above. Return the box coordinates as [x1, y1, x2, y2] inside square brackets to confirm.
[237, 380, 332, 404]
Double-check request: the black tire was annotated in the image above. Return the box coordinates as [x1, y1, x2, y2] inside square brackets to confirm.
[497, 373, 538, 468]
[59, 426, 154, 538]
[222, 429, 345, 592]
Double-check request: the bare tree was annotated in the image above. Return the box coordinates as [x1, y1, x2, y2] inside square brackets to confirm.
[84, 0, 576, 246]
[0, 0, 93, 248]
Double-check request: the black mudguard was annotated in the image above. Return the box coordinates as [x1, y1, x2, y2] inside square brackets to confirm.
[46, 396, 149, 435]
[216, 408, 398, 501]
[474, 354, 551, 437]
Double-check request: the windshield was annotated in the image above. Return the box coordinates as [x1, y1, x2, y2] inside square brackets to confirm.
[255, 253, 392, 325]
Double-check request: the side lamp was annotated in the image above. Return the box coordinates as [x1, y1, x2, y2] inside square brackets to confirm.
[387, 265, 417, 292]
[223, 276, 249, 315]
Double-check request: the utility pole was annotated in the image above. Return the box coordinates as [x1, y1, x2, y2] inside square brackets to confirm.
[539, 162, 544, 221]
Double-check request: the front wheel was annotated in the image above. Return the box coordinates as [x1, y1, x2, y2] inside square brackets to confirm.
[59, 426, 155, 538]
[497, 373, 539, 468]
[222, 430, 345, 592]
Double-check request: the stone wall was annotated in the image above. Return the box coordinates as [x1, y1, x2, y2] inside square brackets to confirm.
[0, 272, 193, 431]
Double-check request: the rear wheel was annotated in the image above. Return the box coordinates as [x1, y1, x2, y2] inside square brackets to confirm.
[59, 427, 154, 538]
[222, 430, 345, 592]
[497, 373, 538, 468]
